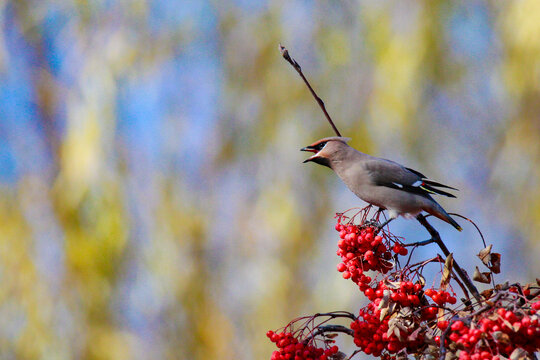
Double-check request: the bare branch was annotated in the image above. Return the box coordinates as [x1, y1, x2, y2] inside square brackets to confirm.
[279, 44, 342, 137]
[304, 325, 355, 344]
[416, 214, 483, 304]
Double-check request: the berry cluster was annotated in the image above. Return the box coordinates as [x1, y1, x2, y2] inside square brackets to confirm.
[267, 207, 540, 359]
[366, 280, 424, 306]
[350, 298, 425, 356]
[440, 305, 540, 359]
[335, 220, 402, 286]
[267, 331, 339, 360]
[424, 288, 457, 306]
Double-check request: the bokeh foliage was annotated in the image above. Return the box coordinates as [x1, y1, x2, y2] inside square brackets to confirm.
[0, 0, 539, 359]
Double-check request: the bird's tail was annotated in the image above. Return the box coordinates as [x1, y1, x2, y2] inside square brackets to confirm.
[425, 202, 462, 231]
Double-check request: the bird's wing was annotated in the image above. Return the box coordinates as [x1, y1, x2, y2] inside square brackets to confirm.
[365, 159, 457, 198]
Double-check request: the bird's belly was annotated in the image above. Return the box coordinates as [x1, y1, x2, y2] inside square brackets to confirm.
[353, 186, 425, 217]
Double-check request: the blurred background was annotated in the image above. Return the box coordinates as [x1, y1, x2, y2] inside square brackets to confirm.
[1, 0, 539, 359]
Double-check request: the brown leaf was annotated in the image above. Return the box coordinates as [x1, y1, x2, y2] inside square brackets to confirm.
[499, 318, 517, 332]
[396, 353, 408, 360]
[330, 351, 347, 360]
[440, 253, 454, 289]
[488, 253, 501, 274]
[495, 281, 510, 291]
[477, 244, 493, 266]
[509, 348, 529, 360]
[387, 324, 396, 338]
[379, 307, 389, 322]
[408, 327, 422, 342]
[393, 325, 402, 341]
[388, 302, 397, 315]
[473, 266, 491, 284]
[379, 290, 390, 311]
[481, 289, 494, 300]
[385, 281, 401, 290]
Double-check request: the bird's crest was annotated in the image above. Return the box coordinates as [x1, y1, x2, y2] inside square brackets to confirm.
[307, 137, 351, 147]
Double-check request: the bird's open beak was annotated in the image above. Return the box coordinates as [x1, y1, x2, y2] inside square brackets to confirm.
[300, 146, 318, 163]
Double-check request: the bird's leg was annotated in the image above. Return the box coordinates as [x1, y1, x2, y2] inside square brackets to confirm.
[377, 217, 394, 230]
[375, 207, 384, 220]
[363, 208, 384, 228]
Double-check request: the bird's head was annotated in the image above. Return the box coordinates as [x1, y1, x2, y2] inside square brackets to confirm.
[301, 137, 351, 168]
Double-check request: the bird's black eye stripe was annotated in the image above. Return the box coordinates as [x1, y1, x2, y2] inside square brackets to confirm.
[315, 142, 327, 150]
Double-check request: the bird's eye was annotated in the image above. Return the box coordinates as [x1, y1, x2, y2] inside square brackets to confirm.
[315, 142, 327, 150]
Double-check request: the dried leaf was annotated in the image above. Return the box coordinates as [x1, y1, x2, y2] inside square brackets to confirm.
[388, 302, 397, 315]
[473, 267, 491, 284]
[380, 307, 389, 322]
[379, 290, 391, 310]
[399, 307, 412, 317]
[499, 318, 516, 332]
[448, 352, 459, 360]
[437, 255, 453, 320]
[387, 324, 396, 338]
[396, 352, 408, 360]
[495, 281, 510, 291]
[385, 281, 401, 290]
[408, 327, 422, 342]
[324, 333, 339, 339]
[509, 348, 529, 360]
[440, 253, 454, 289]
[477, 245, 493, 266]
[330, 351, 347, 360]
[488, 253, 501, 274]
[481, 289, 494, 300]
[393, 325, 402, 340]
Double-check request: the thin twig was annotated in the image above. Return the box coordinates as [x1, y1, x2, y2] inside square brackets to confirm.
[304, 325, 354, 345]
[347, 350, 362, 359]
[312, 311, 358, 321]
[416, 214, 483, 304]
[405, 238, 436, 247]
[449, 213, 486, 248]
[279, 44, 342, 137]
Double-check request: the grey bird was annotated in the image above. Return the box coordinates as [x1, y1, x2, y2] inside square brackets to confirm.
[301, 137, 462, 231]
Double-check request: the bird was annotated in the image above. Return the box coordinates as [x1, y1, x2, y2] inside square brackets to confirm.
[301, 136, 462, 231]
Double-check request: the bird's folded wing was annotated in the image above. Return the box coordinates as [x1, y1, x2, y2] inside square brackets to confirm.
[365, 159, 457, 198]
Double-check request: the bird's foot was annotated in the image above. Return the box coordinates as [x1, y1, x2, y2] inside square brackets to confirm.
[362, 219, 380, 228]
[374, 218, 395, 234]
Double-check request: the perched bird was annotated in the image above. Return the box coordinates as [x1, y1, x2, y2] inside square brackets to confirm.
[301, 137, 462, 231]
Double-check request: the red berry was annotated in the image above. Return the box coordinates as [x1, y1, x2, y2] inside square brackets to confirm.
[451, 321, 464, 331]
[437, 320, 449, 330]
